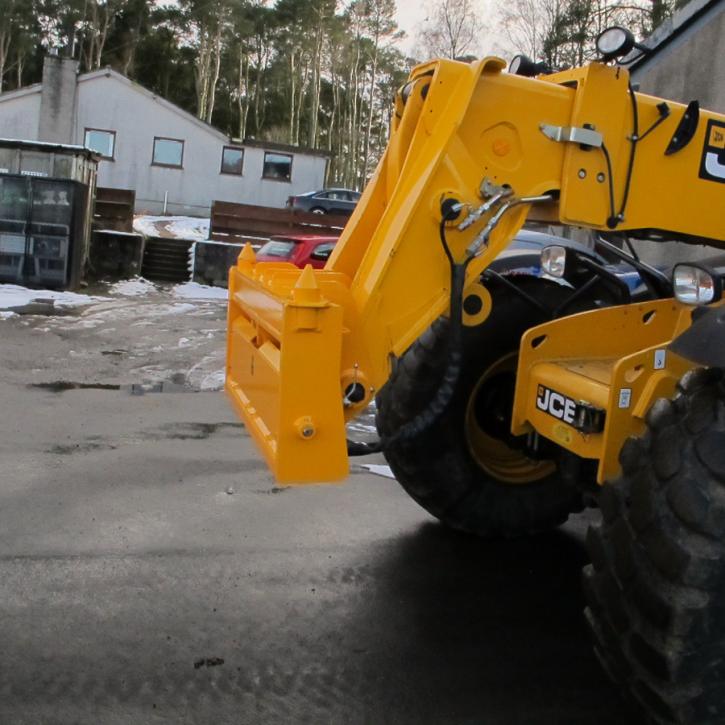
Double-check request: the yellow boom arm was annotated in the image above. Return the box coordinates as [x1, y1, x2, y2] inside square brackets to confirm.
[226, 56, 725, 482]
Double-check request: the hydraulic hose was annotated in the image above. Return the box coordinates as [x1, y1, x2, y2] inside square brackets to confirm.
[348, 209, 472, 456]
[381, 260, 470, 448]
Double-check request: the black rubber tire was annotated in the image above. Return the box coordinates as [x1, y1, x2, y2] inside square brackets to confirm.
[310, 207, 326, 214]
[375, 278, 586, 538]
[584, 367, 725, 724]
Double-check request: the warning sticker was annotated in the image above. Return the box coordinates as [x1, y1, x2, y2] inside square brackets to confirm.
[700, 120, 725, 184]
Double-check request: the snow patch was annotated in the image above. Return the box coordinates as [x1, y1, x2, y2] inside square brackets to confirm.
[200, 369, 225, 391]
[187, 351, 226, 391]
[108, 277, 157, 297]
[167, 217, 209, 241]
[133, 215, 209, 241]
[173, 282, 228, 301]
[155, 303, 197, 316]
[0, 283, 105, 311]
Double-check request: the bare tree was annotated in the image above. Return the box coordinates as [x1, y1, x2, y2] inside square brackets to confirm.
[499, 0, 553, 58]
[500, 0, 662, 67]
[416, 0, 484, 59]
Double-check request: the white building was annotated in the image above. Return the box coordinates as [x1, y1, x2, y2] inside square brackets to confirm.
[0, 55, 330, 215]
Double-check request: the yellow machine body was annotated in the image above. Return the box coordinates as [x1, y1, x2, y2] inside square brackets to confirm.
[510, 298, 704, 483]
[225, 55, 725, 483]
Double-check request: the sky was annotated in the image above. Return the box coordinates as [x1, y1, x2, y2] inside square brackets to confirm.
[393, 0, 428, 50]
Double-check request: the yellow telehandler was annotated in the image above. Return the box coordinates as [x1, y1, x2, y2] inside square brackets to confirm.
[225, 26, 725, 724]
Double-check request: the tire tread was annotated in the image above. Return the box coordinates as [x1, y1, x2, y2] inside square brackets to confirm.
[584, 373, 725, 724]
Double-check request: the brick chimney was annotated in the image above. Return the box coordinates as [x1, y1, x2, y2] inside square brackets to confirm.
[38, 52, 79, 144]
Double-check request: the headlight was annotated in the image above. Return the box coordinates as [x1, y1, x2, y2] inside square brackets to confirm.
[673, 264, 721, 305]
[541, 245, 567, 278]
[595, 27, 635, 59]
[509, 55, 550, 77]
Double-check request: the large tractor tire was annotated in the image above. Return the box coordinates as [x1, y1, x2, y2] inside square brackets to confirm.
[375, 278, 586, 538]
[584, 368, 725, 724]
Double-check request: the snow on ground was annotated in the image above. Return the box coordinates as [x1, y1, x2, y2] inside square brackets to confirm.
[167, 217, 209, 241]
[133, 215, 209, 241]
[102, 278, 226, 302]
[0, 279, 224, 315]
[187, 351, 226, 391]
[0, 284, 106, 313]
[107, 277, 158, 297]
[173, 282, 228, 300]
[3, 278, 230, 393]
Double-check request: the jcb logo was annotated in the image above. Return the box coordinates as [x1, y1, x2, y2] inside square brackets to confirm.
[700, 120, 725, 184]
[536, 385, 577, 424]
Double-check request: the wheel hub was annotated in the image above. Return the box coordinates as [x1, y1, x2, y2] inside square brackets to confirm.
[465, 353, 556, 484]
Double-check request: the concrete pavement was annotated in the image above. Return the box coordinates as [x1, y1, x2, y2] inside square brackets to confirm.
[0, 282, 638, 724]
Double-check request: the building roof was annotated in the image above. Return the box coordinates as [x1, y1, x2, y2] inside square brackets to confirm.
[0, 82, 42, 103]
[0, 137, 99, 159]
[629, 0, 724, 73]
[0, 64, 329, 160]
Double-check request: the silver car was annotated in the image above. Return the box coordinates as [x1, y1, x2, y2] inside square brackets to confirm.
[286, 188, 361, 215]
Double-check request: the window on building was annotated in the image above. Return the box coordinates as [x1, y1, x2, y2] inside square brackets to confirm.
[262, 152, 292, 181]
[220, 146, 244, 175]
[152, 137, 184, 168]
[84, 128, 115, 159]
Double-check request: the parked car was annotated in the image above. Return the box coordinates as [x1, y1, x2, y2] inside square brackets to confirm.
[254, 228, 618, 275]
[286, 188, 361, 216]
[256, 234, 339, 269]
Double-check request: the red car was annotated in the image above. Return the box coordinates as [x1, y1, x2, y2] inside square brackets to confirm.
[255, 234, 338, 269]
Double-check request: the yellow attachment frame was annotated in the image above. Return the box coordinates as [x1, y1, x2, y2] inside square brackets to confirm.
[226, 53, 724, 483]
[227, 252, 351, 482]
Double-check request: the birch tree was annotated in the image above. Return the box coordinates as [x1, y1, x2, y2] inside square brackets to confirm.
[355, 0, 399, 178]
[114, 0, 151, 76]
[81, 0, 119, 70]
[178, 0, 232, 123]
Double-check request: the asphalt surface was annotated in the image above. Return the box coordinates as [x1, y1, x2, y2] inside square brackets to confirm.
[0, 282, 640, 724]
